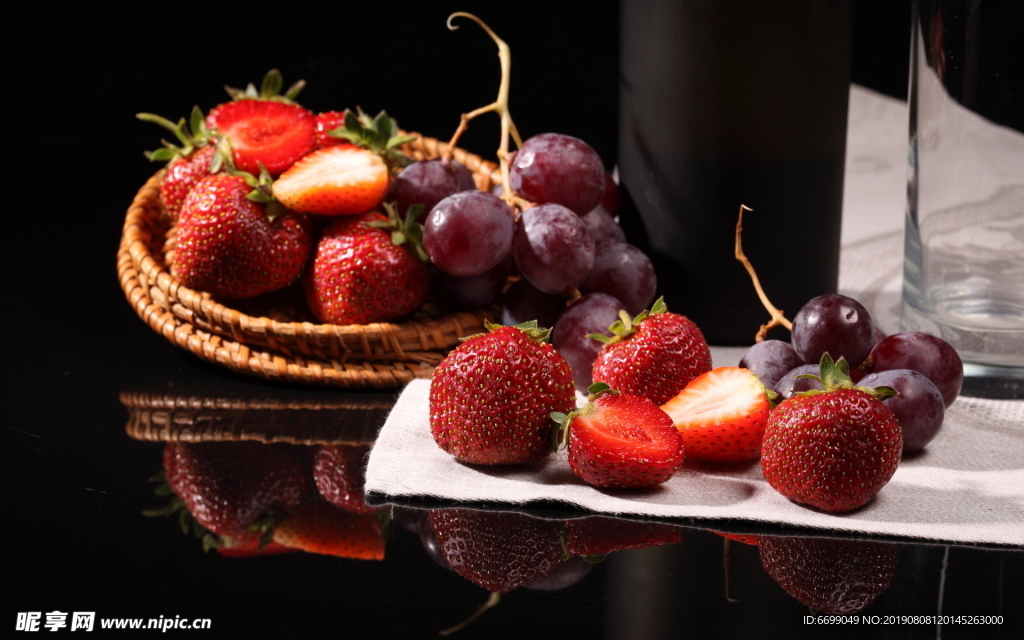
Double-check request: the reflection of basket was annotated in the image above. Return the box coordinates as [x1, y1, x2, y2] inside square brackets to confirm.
[117, 134, 501, 388]
[121, 391, 393, 444]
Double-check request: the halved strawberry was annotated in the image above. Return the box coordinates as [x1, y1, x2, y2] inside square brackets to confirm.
[272, 145, 389, 216]
[206, 99, 316, 176]
[554, 384, 684, 489]
[271, 501, 385, 560]
[660, 367, 773, 463]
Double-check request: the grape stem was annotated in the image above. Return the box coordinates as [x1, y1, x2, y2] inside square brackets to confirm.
[734, 204, 793, 342]
[445, 12, 524, 207]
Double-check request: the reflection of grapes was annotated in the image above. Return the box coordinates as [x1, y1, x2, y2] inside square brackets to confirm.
[860, 369, 945, 453]
[791, 294, 875, 366]
[509, 133, 605, 215]
[553, 293, 626, 391]
[390, 158, 476, 219]
[868, 331, 963, 408]
[423, 191, 515, 277]
[512, 203, 595, 295]
[580, 242, 656, 316]
[739, 340, 803, 389]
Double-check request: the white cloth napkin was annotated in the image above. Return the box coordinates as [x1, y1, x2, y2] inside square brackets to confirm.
[364, 373, 1024, 547]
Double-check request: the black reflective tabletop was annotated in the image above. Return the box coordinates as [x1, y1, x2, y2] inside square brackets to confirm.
[7, 3, 1021, 639]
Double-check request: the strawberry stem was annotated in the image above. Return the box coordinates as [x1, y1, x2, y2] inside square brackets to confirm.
[734, 205, 793, 342]
[444, 12, 524, 208]
[439, 591, 501, 636]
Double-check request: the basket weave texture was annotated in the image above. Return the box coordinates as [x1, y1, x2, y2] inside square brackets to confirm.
[117, 134, 502, 389]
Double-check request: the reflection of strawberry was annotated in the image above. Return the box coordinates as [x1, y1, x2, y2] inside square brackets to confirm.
[661, 367, 773, 462]
[759, 535, 897, 614]
[761, 355, 902, 513]
[554, 385, 684, 489]
[215, 538, 297, 558]
[710, 531, 761, 546]
[312, 445, 378, 514]
[427, 508, 564, 593]
[591, 298, 713, 405]
[271, 501, 385, 560]
[304, 208, 429, 325]
[565, 515, 682, 556]
[171, 173, 313, 299]
[272, 145, 389, 216]
[163, 442, 312, 539]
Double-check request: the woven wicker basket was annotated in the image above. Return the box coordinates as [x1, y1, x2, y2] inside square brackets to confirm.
[117, 134, 503, 389]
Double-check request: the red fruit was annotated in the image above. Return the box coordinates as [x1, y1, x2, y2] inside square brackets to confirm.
[710, 531, 761, 546]
[304, 210, 429, 325]
[427, 508, 565, 593]
[565, 515, 682, 556]
[591, 298, 713, 405]
[206, 99, 316, 176]
[661, 366, 773, 462]
[313, 110, 351, 148]
[272, 501, 385, 560]
[760, 535, 897, 614]
[163, 442, 312, 539]
[760, 355, 903, 513]
[272, 145, 390, 216]
[430, 322, 576, 465]
[161, 145, 219, 220]
[312, 445, 379, 514]
[215, 538, 297, 558]
[555, 386, 684, 489]
[172, 173, 313, 299]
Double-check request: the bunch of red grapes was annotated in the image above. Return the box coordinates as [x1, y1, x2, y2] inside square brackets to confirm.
[394, 132, 655, 390]
[740, 294, 964, 453]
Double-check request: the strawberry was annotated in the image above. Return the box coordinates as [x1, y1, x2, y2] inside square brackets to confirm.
[760, 355, 902, 513]
[429, 322, 576, 465]
[304, 207, 429, 324]
[553, 384, 684, 489]
[272, 145, 389, 216]
[172, 173, 313, 299]
[590, 298, 713, 405]
[311, 444, 379, 514]
[162, 442, 312, 539]
[660, 366, 774, 463]
[427, 508, 565, 593]
[313, 110, 351, 148]
[564, 515, 682, 556]
[271, 501, 385, 560]
[215, 538, 297, 558]
[137, 107, 221, 220]
[759, 535, 897, 614]
[710, 531, 761, 546]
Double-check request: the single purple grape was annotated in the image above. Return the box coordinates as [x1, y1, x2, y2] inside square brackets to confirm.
[581, 204, 626, 245]
[390, 159, 475, 220]
[509, 133, 605, 215]
[868, 331, 964, 408]
[739, 340, 804, 389]
[435, 256, 512, 308]
[553, 293, 627, 391]
[424, 191, 515, 277]
[512, 203, 596, 295]
[860, 369, 945, 453]
[774, 364, 823, 399]
[500, 278, 566, 329]
[579, 241, 656, 316]
[791, 294, 875, 367]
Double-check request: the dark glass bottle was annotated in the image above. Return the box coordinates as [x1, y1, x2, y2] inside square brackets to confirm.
[619, 0, 853, 345]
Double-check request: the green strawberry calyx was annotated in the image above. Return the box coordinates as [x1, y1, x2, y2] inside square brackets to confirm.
[796, 353, 897, 401]
[459, 320, 552, 344]
[367, 203, 429, 262]
[550, 382, 618, 451]
[137, 106, 215, 164]
[328, 107, 416, 172]
[587, 297, 668, 347]
[223, 68, 306, 104]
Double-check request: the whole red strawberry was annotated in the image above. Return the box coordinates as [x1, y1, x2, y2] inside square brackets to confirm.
[311, 444, 379, 514]
[304, 207, 429, 325]
[172, 173, 313, 299]
[554, 384, 684, 489]
[759, 534, 897, 614]
[430, 322, 576, 465]
[163, 441, 312, 539]
[591, 298, 713, 405]
[160, 145, 220, 220]
[427, 508, 565, 593]
[137, 107, 220, 220]
[761, 355, 902, 513]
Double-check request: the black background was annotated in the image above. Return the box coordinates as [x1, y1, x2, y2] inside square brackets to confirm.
[14, 4, 1020, 640]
